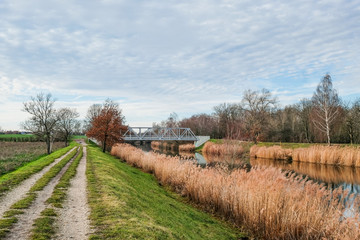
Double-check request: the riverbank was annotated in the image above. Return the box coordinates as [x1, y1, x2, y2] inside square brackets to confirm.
[87, 143, 246, 239]
[111, 143, 360, 239]
[251, 144, 360, 166]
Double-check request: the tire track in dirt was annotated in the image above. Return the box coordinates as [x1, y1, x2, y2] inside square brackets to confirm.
[0, 147, 76, 218]
[6, 148, 79, 240]
[55, 142, 91, 240]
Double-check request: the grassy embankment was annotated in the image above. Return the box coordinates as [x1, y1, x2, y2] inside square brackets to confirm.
[0, 142, 76, 196]
[0, 146, 79, 238]
[31, 146, 84, 240]
[86, 143, 246, 239]
[112, 143, 360, 239]
[0, 142, 63, 176]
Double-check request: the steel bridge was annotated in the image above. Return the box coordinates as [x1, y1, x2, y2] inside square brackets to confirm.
[122, 127, 199, 141]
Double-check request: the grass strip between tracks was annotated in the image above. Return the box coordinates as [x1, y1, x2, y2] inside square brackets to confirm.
[0, 145, 79, 239]
[31, 146, 84, 240]
[0, 142, 77, 196]
[86, 143, 246, 240]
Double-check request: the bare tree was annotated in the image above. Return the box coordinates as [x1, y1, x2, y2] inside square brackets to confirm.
[296, 98, 313, 143]
[57, 108, 80, 146]
[344, 99, 360, 144]
[22, 93, 59, 154]
[84, 104, 102, 132]
[242, 89, 277, 144]
[312, 74, 340, 145]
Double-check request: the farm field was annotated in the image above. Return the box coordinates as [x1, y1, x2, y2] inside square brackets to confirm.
[0, 134, 38, 142]
[0, 142, 63, 176]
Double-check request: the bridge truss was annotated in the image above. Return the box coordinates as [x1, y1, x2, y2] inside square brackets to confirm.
[122, 127, 199, 141]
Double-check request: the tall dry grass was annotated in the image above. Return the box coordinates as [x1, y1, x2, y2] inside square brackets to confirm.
[202, 141, 244, 157]
[293, 145, 360, 166]
[111, 143, 360, 240]
[178, 144, 195, 152]
[251, 145, 360, 167]
[151, 141, 178, 151]
[250, 145, 292, 160]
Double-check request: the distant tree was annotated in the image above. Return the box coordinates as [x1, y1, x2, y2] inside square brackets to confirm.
[22, 93, 59, 154]
[213, 103, 243, 139]
[344, 99, 360, 144]
[311, 74, 340, 145]
[86, 99, 127, 152]
[296, 98, 313, 143]
[242, 89, 277, 144]
[57, 108, 80, 146]
[84, 104, 102, 132]
[160, 112, 179, 128]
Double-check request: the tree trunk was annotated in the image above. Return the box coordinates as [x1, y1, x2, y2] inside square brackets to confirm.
[102, 135, 107, 152]
[46, 138, 51, 154]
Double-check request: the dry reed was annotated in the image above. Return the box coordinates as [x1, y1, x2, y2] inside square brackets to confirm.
[202, 141, 244, 157]
[251, 145, 360, 167]
[179, 144, 195, 152]
[250, 145, 292, 160]
[111, 143, 360, 240]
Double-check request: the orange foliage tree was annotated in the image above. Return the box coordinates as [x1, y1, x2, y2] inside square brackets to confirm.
[86, 99, 127, 152]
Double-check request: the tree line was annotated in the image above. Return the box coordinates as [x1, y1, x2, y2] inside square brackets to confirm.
[158, 74, 360, 145]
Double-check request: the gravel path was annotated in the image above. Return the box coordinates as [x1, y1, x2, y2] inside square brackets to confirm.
[6, 148, 78, 240]
[55, 142, 91, 239]
[0, 147, 76, 218]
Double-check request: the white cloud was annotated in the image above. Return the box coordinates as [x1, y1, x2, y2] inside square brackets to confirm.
[0, 0, 359, 129]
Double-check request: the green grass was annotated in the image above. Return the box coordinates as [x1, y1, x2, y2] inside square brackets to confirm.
[0, 134, 38, 142]
[86, 143, 246, 240]
[30, 148, 78, 192]
[0, 142, 77, 197]
[0, 145, 79, 239]
[30, 147, 84, 240]
[47, 146, 83, 207]
[257, 142, 317, 149]
[71, 135, 87, 140]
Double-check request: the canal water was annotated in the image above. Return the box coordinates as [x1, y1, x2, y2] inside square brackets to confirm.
[138, 143, 360, 199]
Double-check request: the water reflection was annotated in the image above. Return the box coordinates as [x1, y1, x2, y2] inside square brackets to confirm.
[251, 157, 360, 185]
[140, 142, 360, 194]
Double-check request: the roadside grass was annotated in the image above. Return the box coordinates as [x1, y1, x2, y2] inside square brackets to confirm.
[0, 142, 76, 197]
[0, 142, 63, 176]
[31, 147, 84, 240]
[86, 143, 246, 240]
[0, 146, 79, 239]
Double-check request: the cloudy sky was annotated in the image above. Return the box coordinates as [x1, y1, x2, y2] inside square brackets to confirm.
[1, 0, 360, 130]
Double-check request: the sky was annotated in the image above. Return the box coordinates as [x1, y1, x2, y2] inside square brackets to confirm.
[0, 0, 360, 130]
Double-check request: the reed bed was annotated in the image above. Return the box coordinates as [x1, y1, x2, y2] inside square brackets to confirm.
[179, 144, 195, 152]
[111, 143, 360, 240]
[250, 145, 292, 160]
[251, 145, 360, 167]
[202, 141, 244, 157]
[293, 145, 360, 166]
[151, 141, 178, 151]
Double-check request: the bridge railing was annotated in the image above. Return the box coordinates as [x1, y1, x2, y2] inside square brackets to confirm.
[122, 127, 199, 141]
